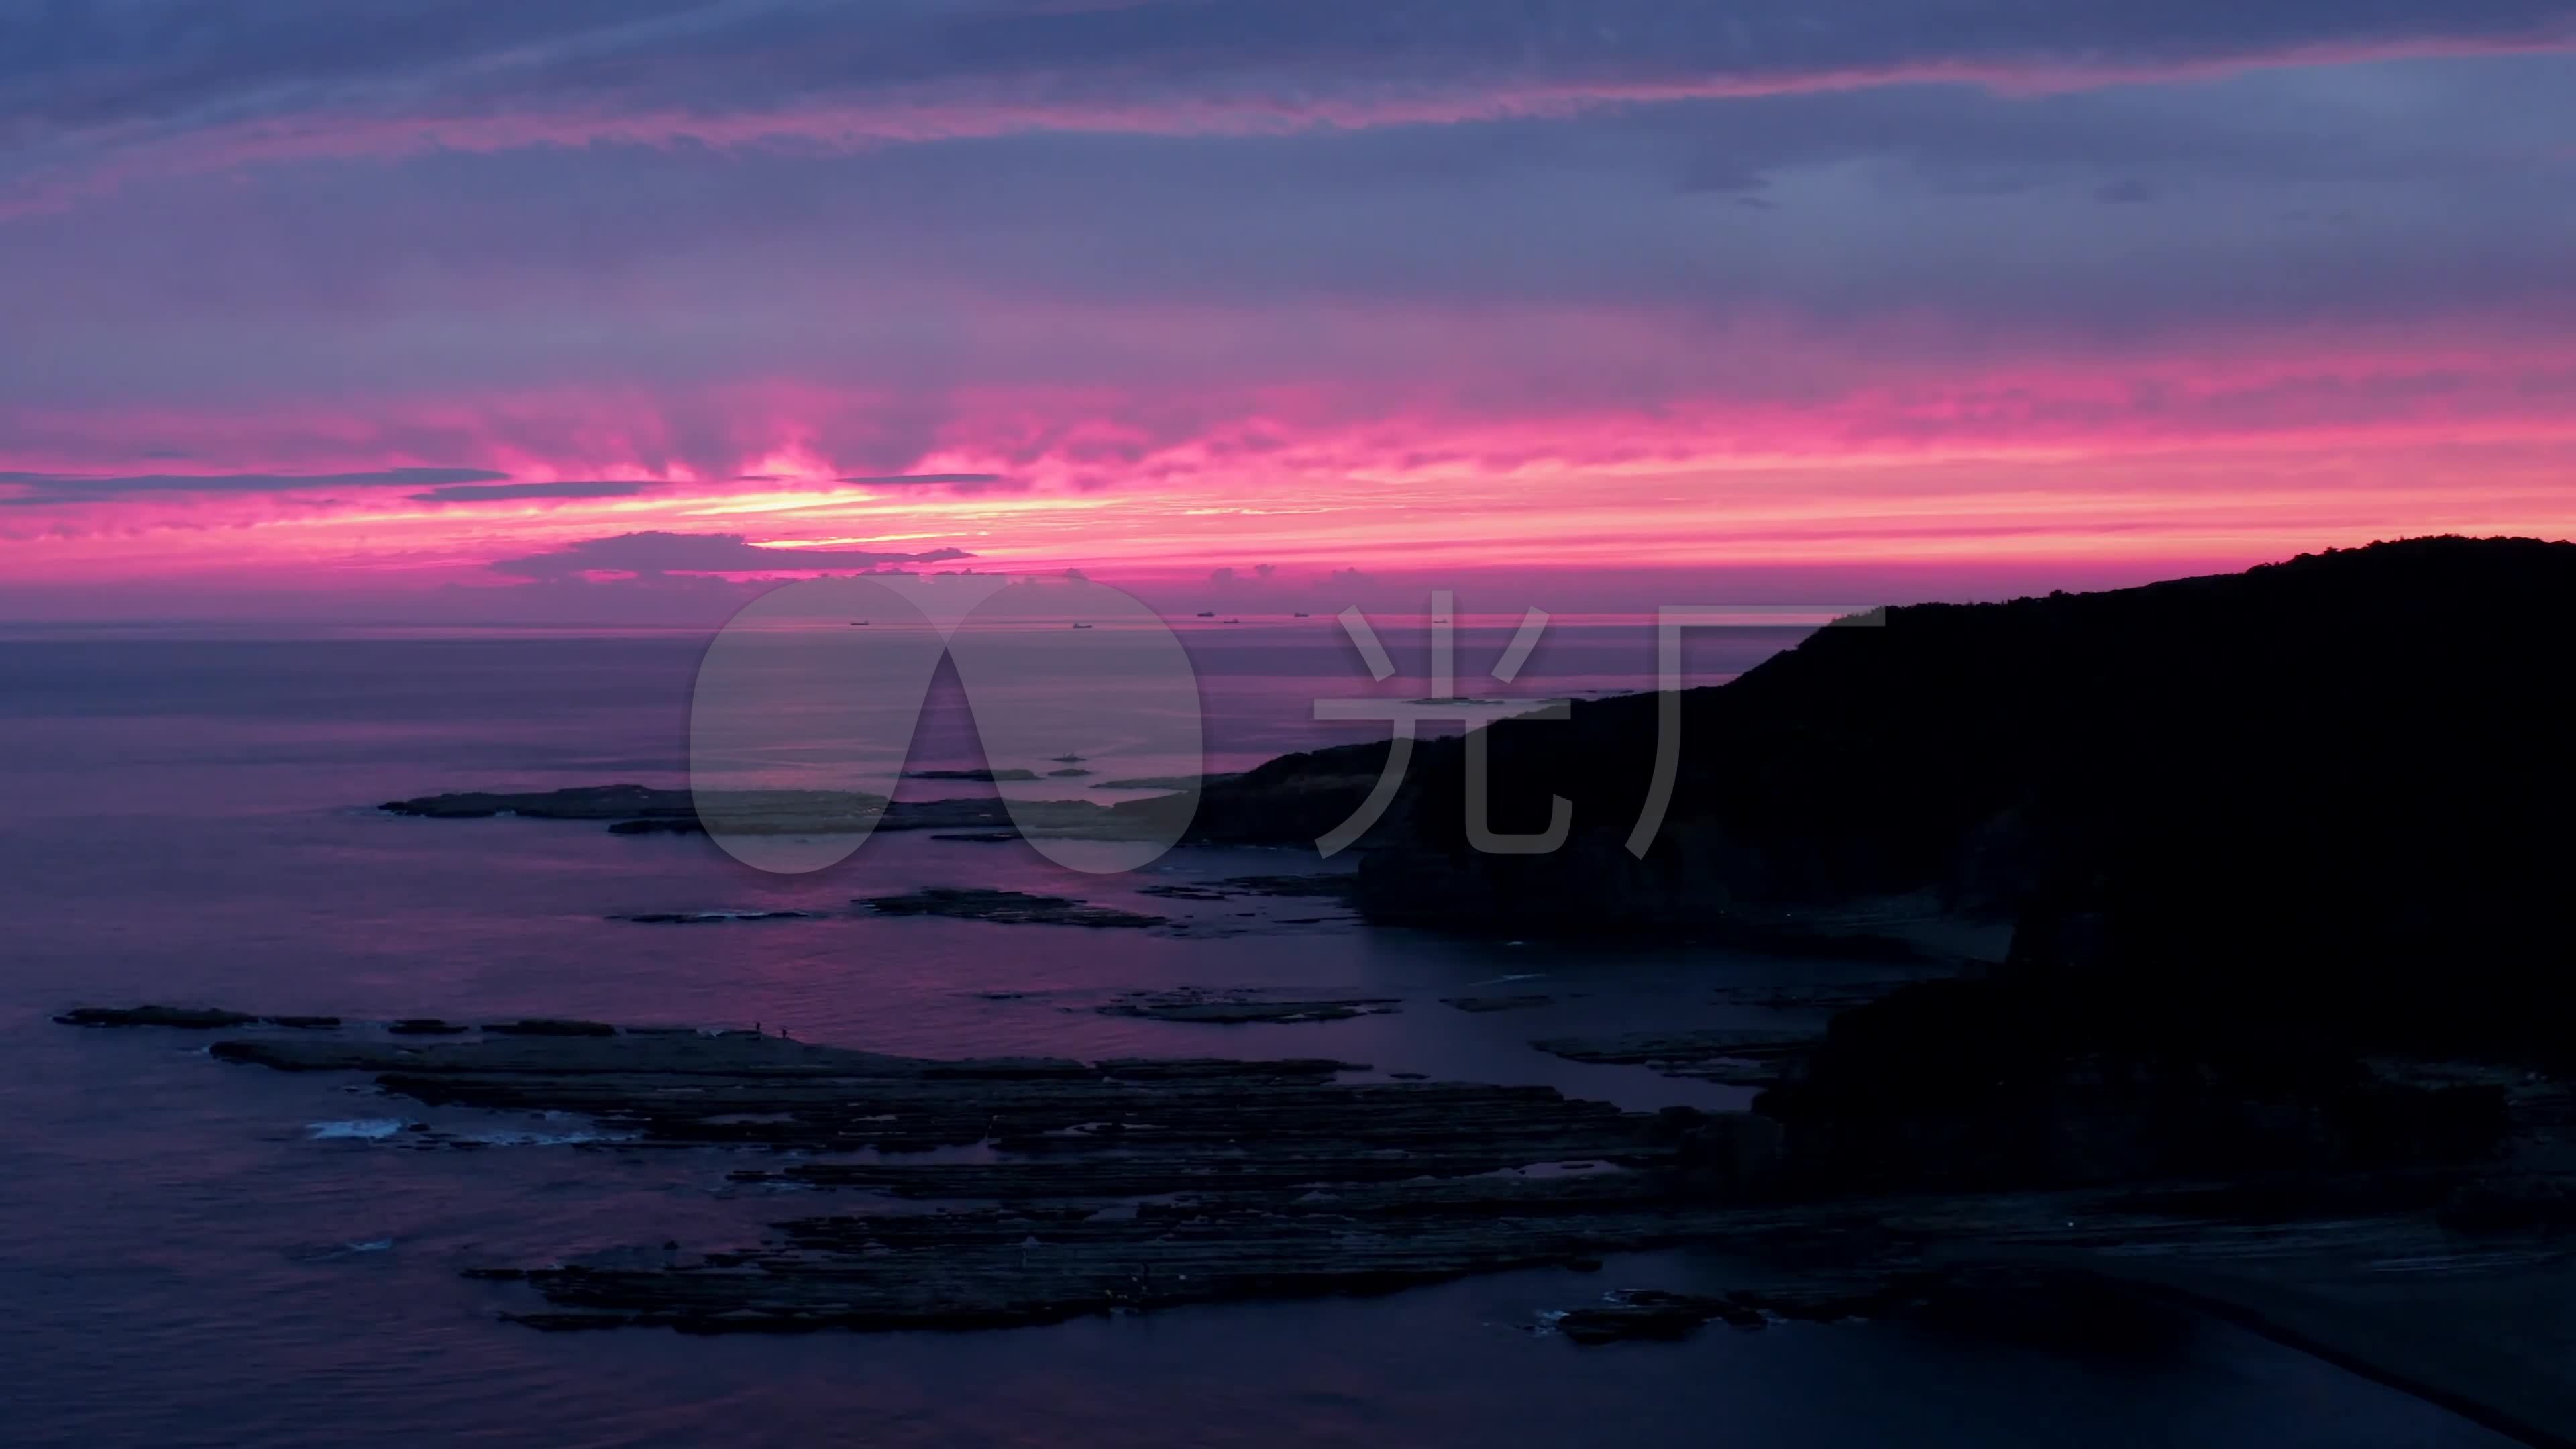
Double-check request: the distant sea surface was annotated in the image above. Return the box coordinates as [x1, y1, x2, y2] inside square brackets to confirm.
[0, 625, 2516, 1448]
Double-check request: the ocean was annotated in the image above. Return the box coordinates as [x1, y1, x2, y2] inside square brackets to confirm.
[0, 623, 2515, 1447]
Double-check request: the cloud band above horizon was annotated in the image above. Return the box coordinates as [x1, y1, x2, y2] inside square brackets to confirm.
[1, 2, 2570, 616]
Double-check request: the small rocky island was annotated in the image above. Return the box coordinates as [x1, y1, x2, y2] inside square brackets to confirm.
[855, 886, 1167, 929]
[378, 783, 1173, 840]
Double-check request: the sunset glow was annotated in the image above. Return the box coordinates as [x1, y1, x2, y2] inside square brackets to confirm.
[6, 4, 2572, 619]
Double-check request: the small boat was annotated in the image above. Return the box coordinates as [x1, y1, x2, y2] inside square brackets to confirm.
[1223, 618, 1242, 625]
[851, 620, 869, 627]
[1071, 622, 1093, 629]
[1195, 610, 1216, 619]
[1292, 611, 1310, 618]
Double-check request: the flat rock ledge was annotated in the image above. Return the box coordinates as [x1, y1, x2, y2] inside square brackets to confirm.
[1534, 1029, 1819, 1087]
[378, 784, 1178, 842]
[1548, 1282, 1920, 1344]
[56, 1004, 341, 1030]
[380, 784, 885, 833]
[1540, 1267, 2208, 1356]
[1444, 995, 1556, 1014]
[1134, 874, 1360, 904]
[857, 888, 1166, 930]
[64, 997, 2576, 1448]
[615, 910, 824, 926]
[64, 1008, 1789, 1334]
[1097, 989, 1401, 1024]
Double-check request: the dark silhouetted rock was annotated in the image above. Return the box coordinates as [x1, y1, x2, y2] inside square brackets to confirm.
[1649, 1107, 1786, 1198]
[54, 1004, 258, 1029]
[2439, 1176, 2576, 1233]
[1136, 883, 1232, 902]
[159, 1014, 1801, 1333]
[392, 785, 1163, 843]
[382, 784, 886, 833]
[1536, 1029, 1814, 1086]
[1097, 989, 1399, 1024]
[1218, 539, 2576, 1061]
[857, 888, 1165, 930]
[1443, 995, 1556, 1013]
[1135, 873, 1360, 904]
[616, 911, 822, 925]
[1752, 978, 2510, 1192]
[1556, 1291, 1756, 1344]
[484, 1018, 619, 1038]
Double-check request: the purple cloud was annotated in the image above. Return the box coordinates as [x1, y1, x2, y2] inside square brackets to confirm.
[409, 480, 653, 504]
[837, 472, 1016, 490]
[0, 466, 504, 506]
[6, 1, 2572, 216]
[489, 531, 975, 580]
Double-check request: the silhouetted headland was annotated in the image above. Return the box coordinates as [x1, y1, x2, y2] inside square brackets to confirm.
[276, 537, 2576, 1435]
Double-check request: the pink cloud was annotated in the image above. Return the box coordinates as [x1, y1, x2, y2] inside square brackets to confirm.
[2, 292, 2571, 616]
[9, 300, 2576, 486]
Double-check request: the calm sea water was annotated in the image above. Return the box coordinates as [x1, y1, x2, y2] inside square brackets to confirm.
[0, 625, 2514, 1448]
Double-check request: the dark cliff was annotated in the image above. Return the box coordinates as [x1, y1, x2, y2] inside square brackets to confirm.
[1209, 536, 2576, 1053]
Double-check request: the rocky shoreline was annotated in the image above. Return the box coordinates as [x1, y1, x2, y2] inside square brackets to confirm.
[214, 539, 2576, 1440]
[856, 886, 1167, 929]
[54, 1010, 2566, 1299]
[378, 783, 1183, 842]
[64, 1008, 1793, 1331]
[62, 1000, 2576, 1441]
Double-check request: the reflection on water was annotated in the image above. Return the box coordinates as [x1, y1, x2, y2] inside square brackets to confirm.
[0, 633, 2518, 1447]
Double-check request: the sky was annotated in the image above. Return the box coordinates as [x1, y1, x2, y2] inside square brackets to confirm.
[3, 0, 2573, 621]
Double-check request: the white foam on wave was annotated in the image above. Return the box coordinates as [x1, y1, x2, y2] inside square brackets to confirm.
[307, 1118, 409, 1140]
[287, 1236, 398, 1263]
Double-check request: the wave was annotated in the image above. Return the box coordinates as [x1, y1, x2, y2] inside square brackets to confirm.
[305, 1118, 409, 1140]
